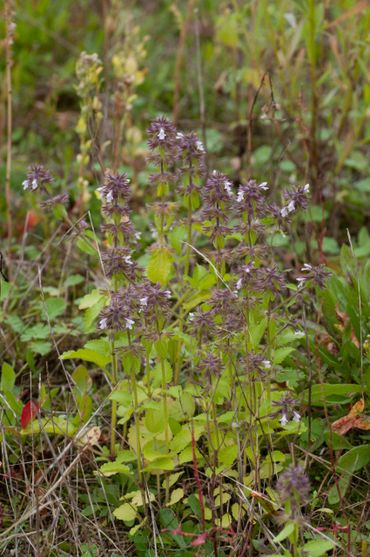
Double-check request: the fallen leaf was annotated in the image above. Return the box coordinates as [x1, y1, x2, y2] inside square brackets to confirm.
[331, 398, 370, 435]
[21, 400, 40, 429]
[76, 426, 101, 447]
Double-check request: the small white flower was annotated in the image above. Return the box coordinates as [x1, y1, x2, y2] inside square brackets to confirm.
[157, 128, 166, 140]
[280, 413, 289, 426]
[164, 290, 171, 299]
[99, 318, 108, 330]
[125, 318, 135, 330]
[135, 231, 141, 240]
[281, 200, 295, 218]
[106, 191, 114, 203]
[31, 179, 38, 190]
[287, 200, 295, 212]
[196, 140, 205, 152]
[22, 180, 29, 190]
[188, 312, 194, 321]
[124, 255, 133, 265]
[224, 180, 233, 196]
[237, 189, 245, 203]
[212, 170, 217, 176]
[301, 263, 312, 272]
[303, 183, 310, 193]
[262, 360, 271, 369]
[231, 421, 239, 429]
[292, 411, 301, 422]
[296, 277, 306, 288]
[236, 278, 243, 290]
[139, 297, 148, 307]
[294, 331, 305, 338]
[176, 132, 184, 139]
[259, 182, 269, 191]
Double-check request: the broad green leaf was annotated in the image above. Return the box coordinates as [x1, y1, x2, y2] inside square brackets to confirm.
[303, 383, 362, 405]
[113, 503, 137, 522]
[273, 347, 295, 364]
[328, 445, 370, 504]
[1, 362, 15, 393]
[99, 462, 131, 477]
[167, 488, 184, 506]
[64, 274, 84, 287]
[21, 324, 50, 342]
[43, 297, 66, 320]
[5, 314, 24, 333]
[147, 247, 173, 286]
[78, 289, 105, 309]
[303, 539, 335, 556]
[72, 365, 91, 393]
[60, 348, 111, 369]
[273, 521, 295, 542]
[29, 341, 52, 355]
[144, 456, 175, 472]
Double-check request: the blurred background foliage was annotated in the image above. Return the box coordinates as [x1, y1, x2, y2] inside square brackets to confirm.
[1, 0, 369, 247]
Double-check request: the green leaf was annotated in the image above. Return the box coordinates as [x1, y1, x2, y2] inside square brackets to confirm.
[337, 445, 370, 475]
[354, 177, 370, 192]
[302, 383, 362, 405]
[43, 297, 67, 320]
[302, 539, 335, 556]
[167, 488, 184, 506]
[113, 503, 137, 522]
[29, 341, 52, 355]
[0, 279, 10, 301]
[99, 462, 131, 477]
[72, 365, 91, 393]
[78, 289, 107, 310]
[1, 362, 15, 393]
[328, 445, 370, 504]
[64, 274, 84, 287]
[273, 521, 295, 542]
[147, 247, 173, 286]
[5, 314, 24, 333]
[60, 348, 111, 369]
[21, 323, 50, 342]
[273, 347, 295, 364]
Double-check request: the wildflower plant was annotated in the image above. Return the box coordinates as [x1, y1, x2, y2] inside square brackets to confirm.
[59, 117, 334, 551]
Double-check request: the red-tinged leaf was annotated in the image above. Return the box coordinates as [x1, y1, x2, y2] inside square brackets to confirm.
[191, 532, 209, 547]
[21, 400, 40, 429]
[332, 398, 370, 435]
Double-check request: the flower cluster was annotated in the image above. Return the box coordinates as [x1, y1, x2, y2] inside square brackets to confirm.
[147, 117, 180, 165]
[98, 281, 171, 333]
[276, 464, 311, 505]
[272, 393, 301, 426]
[22, 164, 53, 192]
[98, 172, 131, 220]
[296, 263, 331, 289]
[281, 183, 310, 218]
[235, 179, 269, 219]
[235, 261, 286, 295]
[201, 171, 234, 242]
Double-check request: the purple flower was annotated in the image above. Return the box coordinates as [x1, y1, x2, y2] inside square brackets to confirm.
[23, 164, 53, 192]
[276, 465, 311, 505]
[102, 247, 139, 280]
[40, 193, 69, 209]
[147, 116, 178, 152]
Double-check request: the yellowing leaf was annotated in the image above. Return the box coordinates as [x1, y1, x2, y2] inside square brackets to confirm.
[147, 247, 173, 286]
[332, 398, 370, 435]
[113, 503, 137, 522]
[167, 488, 184, 506]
